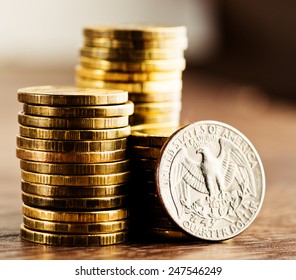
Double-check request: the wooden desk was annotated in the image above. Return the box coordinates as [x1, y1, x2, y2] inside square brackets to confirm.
[0, 69, 295, 259]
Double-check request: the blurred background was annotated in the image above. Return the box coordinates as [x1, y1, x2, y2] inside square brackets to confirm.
[1, 0, 296, 179]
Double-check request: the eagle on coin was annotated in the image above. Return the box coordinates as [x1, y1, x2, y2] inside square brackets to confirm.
[170, 138, 256, 219]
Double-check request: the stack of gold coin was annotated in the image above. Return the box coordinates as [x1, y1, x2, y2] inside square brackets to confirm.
[75, 23, 187, 127]
[16, 85, 134, 246]
[128, 124, 193, 241]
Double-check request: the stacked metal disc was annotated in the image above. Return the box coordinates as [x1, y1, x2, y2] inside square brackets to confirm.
[75, 23, 187, 127]
[16, 85, 134, 246]
[128, 124, 193, 241]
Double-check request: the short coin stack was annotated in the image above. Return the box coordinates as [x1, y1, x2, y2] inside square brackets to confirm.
[128, 124, 193, 241]
[75, 23, 187, 127]
[16, 86, 134, 246]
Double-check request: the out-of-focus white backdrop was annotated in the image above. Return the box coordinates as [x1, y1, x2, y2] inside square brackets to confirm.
[0, 0, 220, 69]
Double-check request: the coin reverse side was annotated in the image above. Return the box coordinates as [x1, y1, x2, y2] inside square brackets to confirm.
[156, 120, 265, 241]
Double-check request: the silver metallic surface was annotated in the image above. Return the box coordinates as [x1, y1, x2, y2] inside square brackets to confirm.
[156, 120, 265, 241]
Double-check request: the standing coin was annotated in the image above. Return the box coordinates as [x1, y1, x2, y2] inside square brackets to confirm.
[156, 120, 265, 241]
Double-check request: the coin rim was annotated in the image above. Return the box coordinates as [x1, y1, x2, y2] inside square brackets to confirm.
[156, 120, 266, 241]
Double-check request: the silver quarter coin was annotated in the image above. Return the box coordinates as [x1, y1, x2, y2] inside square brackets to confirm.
[156, 120, 265, 241]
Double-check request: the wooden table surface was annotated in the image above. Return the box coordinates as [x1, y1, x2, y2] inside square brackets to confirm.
[0, 68, 295, 260]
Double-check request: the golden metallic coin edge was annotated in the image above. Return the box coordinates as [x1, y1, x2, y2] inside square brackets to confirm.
[18, 85, 128, 105]
[76, 66, 182, 82]
[17, 135, 127, 152]
[83, 24, 187, 39]
[19, 125, 131, 140]
[21, 181, 128, 197]
[22, 192, 128, 210]
[83, 36, 188, 50]
[23, 215, 129, 234]
[18, 112, 129, 129]
[16, 147, 126, 163]
[20, 224, 127, 246]
[23, 101, 134, 117]
[79, 57, 186, 72]
[21, 169, 130, 186]
[22, 204, 129, 222]
[20, 159, 130, 175]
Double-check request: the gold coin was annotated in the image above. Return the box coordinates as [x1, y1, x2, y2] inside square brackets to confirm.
[147, 216, 178, 230]
[19, 125, 131, 140]
[132, 158, 158, 170]
[22, 192, 128, 210]
[83, 24, 187, 40]
[133, 101, 182, 115]
[130, 180, 157, 194]
[147, 228, 192, 240]
[17, 136, 127, 152]
[20, 159, 129, 175]
[80, 47, 184, 60]
[129, 91, 181, 103]
[23, 101, 134, 117]
[131, 168, 155, 182]
[76, 66, 182, 82]
[129, 199, 167, 220]
[20, 224, 127, 246]
[143, 203, 169, 218]
[18, 112, 129, 129]
[16, 147, 126, 163]
[21, 170, 130, 186]
[139, 192, 164, 209]
[131, 146, 161, 159]
[130, 124, 179, 147]
[21, 181, 128, 198]
[76, 77, 182, 94]
[129, 113, 180, 126]
[23, 215, 128, 234]
[23, 204, 129, 222]
[143, 181, 158, 193]
[83, 36, 188, 50]
[18, 86, 128, 106]
[80, 56, 186, 72]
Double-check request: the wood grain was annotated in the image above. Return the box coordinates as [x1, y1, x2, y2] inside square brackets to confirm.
[0, 69, 295, 259]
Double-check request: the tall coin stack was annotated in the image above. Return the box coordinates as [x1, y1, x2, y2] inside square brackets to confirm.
[128, 124, 193, 241]
[16, 86, 134, 246]
[75, 23, 187, 127]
